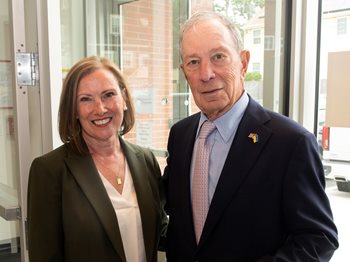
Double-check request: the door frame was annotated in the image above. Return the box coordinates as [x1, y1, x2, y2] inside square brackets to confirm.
[8, 0, 31, 261]
[4, 0, 63, 261]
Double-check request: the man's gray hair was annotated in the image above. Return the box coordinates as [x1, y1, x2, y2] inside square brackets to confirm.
[179, 11, 243, 58]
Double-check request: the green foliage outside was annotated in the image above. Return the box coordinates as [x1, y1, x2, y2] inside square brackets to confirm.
[213, 0, 266, 43]
[213, 0, 265, 82]
[245, 72, 262, 81]
[214, 0, 265, 23]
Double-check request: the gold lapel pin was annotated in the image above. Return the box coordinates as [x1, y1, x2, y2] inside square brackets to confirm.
[248, 133, 259, 143]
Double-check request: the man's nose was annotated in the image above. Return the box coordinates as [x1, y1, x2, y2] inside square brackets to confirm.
[199, 61, 215, 82]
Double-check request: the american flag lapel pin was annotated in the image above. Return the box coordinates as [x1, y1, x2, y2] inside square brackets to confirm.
[248, 133, 259, 143]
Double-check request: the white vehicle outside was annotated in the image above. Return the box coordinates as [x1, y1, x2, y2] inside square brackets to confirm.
[322, 127, 350, 192]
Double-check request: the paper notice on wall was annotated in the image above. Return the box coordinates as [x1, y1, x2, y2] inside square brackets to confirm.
[0, 61, 13, 108]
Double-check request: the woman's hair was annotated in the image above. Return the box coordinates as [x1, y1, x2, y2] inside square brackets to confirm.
[58, 56, 135, 155]
[179, 11, 243, 57]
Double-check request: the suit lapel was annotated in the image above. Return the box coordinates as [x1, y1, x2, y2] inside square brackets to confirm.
[64, 148, 126, 261]
[167, 113, 201, 247]
[119, 138, 157, 262]
[198, 99, 272, 248]
[177, 115, 202, 245]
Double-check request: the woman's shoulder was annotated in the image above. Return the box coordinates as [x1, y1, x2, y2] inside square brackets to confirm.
[31, 144, 75, 168]
[29, 144, 73, 182]
[37, 143, 68, 158]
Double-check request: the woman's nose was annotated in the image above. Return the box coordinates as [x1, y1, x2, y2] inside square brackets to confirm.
[94, 99, 107, 115]
[200, 61, 215, 82]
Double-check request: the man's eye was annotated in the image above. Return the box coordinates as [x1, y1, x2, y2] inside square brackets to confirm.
[185, 59, 200, 70]
[186, 60, 199, 66]
[213, 53, 226, 61]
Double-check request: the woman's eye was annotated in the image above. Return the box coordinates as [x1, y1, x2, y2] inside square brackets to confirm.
[79, 96, 91, 102]
[102, 91, 116, 100]
[106, 91, 115, 97]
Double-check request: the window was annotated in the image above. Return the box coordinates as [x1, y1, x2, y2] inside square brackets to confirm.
[253, 29, 261, 44]
[264, 35, 274, 50]
[60, 0, 290, 168]
[316, 2, 350, 260]
[337, 17, 347, 35]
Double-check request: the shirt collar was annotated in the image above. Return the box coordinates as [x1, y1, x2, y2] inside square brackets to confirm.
[197, 91, 249, 143]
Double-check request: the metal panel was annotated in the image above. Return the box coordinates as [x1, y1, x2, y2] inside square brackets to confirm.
[0, 198, 21, 221]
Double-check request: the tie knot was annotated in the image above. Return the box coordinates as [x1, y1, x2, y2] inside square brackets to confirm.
[198, 121, 216, 139]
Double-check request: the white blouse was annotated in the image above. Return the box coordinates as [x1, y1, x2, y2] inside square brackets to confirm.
[99, 162, 146, 262]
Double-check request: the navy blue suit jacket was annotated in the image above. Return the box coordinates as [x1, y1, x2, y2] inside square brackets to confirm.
[164, 97, 338, 261]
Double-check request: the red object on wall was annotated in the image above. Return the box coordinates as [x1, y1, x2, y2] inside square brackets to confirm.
[322, 126, 330, 150]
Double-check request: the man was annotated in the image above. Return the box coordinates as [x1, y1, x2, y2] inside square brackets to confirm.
[164, 11, 338, 261]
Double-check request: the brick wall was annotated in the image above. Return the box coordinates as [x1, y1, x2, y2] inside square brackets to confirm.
[121, 0, 173, 169]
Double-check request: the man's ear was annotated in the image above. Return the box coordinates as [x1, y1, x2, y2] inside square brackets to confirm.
[180, 63, 184, 72]
[240, 50, 250, 76]
[179, 63, 188, 80]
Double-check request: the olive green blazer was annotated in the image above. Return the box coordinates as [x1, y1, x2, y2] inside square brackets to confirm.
[27, 138, 167, 262]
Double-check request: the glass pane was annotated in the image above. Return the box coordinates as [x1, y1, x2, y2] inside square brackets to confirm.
[0, 0, 21, 260]
[318, 1, 350, 261]
[60, 0, 122, 75]
[119, 0, 176, 171]
[213, 0, 287, 112]
[60, 0, 288, 172]
[60, 0, 184, 171]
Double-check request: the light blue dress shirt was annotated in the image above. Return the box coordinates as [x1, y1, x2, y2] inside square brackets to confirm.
[191, 91, 249, 204]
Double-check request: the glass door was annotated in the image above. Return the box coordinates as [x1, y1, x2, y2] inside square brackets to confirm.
[317, 1, 350, 261]
[0, 0, 41, 261]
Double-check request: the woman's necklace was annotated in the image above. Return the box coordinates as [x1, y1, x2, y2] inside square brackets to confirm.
[93, 153, 125, 186]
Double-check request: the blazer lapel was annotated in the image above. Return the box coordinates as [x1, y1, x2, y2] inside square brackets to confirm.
[64, 149, 126, 261]
[119, 138, 158, 262]
[198, 99, 272, 248]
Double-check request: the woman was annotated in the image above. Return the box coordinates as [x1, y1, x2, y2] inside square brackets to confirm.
[27, 56, 167, 262]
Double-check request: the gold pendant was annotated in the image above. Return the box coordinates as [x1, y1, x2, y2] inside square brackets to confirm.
[117, 177, 122, 185]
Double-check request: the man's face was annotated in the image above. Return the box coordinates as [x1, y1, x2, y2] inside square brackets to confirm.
[181, 19, 250, 120]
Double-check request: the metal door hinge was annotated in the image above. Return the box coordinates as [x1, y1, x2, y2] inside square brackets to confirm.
[16, 52, 39, 86]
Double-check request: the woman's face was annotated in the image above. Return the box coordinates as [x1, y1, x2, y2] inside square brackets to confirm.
[76, 68, 126, 143]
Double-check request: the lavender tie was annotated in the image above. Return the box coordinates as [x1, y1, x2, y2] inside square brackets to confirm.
[192, 120, 216, 243]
